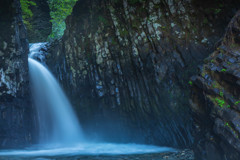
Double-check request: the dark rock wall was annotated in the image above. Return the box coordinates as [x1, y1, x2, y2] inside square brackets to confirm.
[27, 0, 52, 42]
[0, 0, 36, 148]
[190, 11, 240, 160]
[47, 0, 239, 148]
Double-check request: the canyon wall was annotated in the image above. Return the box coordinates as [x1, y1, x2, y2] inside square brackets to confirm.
[27, 0, 52, 42]
[47, 0, 239, 148]
[0, 0, 36, 148]
[190, 11, 240, 160]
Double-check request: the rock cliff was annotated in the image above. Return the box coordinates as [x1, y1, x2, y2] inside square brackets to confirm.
[47, 0, 239, 148]
[190, 11, 240, 160]
[0, 0, 36, 148]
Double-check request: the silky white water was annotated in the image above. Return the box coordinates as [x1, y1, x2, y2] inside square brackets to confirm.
[28, 58, 83, 144]
[0, 43, 175, 157]
[0, 143, 175, 156]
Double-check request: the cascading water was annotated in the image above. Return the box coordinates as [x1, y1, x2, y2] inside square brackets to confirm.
[28, 43, 83, 144]
[0, 43, 175, 158]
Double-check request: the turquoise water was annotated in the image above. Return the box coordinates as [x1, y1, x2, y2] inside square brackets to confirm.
[0, 143, 177, 160]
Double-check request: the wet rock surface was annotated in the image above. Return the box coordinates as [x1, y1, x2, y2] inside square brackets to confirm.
[47, 0, 240, 148]
[190, 11, 240, 160]
[0, 0, 36, 148]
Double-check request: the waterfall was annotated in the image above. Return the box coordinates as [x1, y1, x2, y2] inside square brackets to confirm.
[0, 42, 176, 157]
[28, 43, 83, 145]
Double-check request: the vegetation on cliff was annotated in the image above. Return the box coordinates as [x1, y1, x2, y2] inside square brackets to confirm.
[20, 0, 36, 27]
[20, 0, 77, 41]
[190, 11, 240, 160]
[48, 0, 77, 40]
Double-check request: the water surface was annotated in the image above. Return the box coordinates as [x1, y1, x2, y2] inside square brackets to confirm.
[0, 143, 178, 159]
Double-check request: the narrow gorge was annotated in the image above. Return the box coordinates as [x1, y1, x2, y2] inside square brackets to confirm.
[0, 0, 240, 160]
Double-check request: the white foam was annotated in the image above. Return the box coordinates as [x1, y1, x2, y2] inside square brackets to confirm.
[0, 143, 175, 156]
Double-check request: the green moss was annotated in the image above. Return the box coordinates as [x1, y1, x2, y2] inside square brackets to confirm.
[188, 81, 193, 86]
[48, 0, 78, 40]
[212, 81, 222, 89]
[224, 122, 239, 138]
[219, 91, 224, 97]
[230, 43, 240, 48]
[214, 8, 222, 14]
[111, 39, 118, 45]
[201, 67, 207, 77]
[119, 28, 129, 37]
[215, 98, 225, 108]
[221, 68, 226, 72]
[235, 101, 240, 105]
[224, 122, 229, 127]
[210, 59, 215, 63]
[203, 18, 208, 24]
[20, 0, 36, 27]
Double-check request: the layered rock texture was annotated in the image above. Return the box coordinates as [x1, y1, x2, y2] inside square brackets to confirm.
[190, 11, 240, 160]
[27, 0, 52, 42]
[47, 0, 240, 148]
[0, 0, 35, 148]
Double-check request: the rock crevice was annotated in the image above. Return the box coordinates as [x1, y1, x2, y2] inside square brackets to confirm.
[190, 10, 240, 160]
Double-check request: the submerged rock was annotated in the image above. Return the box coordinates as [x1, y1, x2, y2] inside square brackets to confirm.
[190, 11, 240, 160]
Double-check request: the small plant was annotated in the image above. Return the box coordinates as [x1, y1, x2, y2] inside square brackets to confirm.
[227, 105, 231, 108]
[215, 98, 225, 108]
[20, 0, 36, 27]
[224, 122, 229, 127]
[214, 8, 222, 14]
[111, 39, 118, 45]
[235, 101, 240, 105]
[210, 59, 215, 63]
[219, 91, 224, 97]
[212, 81, 217, 88]
[120, 29, 129, 37]
[189, 81, 193, 86]
[161, 26, 166, 29]
[224, 122, 239, 138]
[203, 18, 208, 24]
[221, 68, 226, 72]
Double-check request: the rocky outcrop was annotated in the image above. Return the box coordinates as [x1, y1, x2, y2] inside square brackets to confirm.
[47, 0, 239, 148]
[190, 11, 240, 160]
[27, 0, 52, 42]
[0, 0, 36, 148]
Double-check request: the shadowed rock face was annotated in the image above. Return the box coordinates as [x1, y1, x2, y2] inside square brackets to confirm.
[47, 0, 239, 148]
[0, 0, 36, 148]
[27, 0, 52, 42]
[190, 11, 240, 160]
